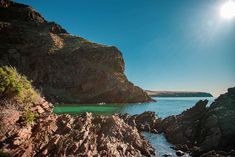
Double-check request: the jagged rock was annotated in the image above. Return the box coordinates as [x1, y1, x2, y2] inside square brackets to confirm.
[198, 149, 235, 157]
[156, 100, 208, 150]
[176, 150, 185, 156]
[40, 101, 51, 110]
[121, 111, 159, 133]
[0, 107, 21, 141]
[0, 0, 152, 104]
[163, 153, 173, 157]
[135, 111, 157, 131]
[13, 125, 32, 146]
[35, 106, 44, 114]
[1, 106, 155, 157]
[156, 87, 235, 156]
[196, 87, 235, 153]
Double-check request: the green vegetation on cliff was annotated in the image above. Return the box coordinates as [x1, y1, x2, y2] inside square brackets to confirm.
[0, 148, 7, 157]
[0, 66, 39, 104]
[23, 106, 38, 124]
[0, 66, 41, 138]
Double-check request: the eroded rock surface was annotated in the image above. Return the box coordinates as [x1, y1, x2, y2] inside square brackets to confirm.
[121, 111, 159, 133]
[0, 0, 152, 104]
[1, 102, 155, 157]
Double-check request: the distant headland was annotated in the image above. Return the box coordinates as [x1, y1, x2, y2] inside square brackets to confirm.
[145, 90, 213, 97]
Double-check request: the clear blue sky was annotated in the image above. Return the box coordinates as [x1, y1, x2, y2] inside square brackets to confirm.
[16, 0, 235, 96]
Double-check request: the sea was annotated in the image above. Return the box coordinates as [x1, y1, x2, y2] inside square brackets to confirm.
[54, 97, 214, 157]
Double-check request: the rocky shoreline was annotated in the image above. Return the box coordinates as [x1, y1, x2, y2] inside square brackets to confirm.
[0, 61, 234, 157]
[133, 87, 235, 157]
[0, 67, 234, 157]
[1, 97, 155, 157]
[0, 0, 235, 156]
[1, 87, 235, 157]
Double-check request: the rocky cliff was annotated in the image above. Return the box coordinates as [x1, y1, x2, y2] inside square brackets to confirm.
[0, 0, 152, 104]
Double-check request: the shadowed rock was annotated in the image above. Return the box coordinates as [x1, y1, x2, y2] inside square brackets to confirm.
[154, 87, 235, 156]
[158, 100, 209, 150]
[122, 88, 235, 156]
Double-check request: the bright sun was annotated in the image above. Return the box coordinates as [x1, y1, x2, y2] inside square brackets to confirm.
[220, 0, 235, 19]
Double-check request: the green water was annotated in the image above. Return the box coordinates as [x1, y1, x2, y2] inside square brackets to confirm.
[53, 104, 121, 115]
[54, 97, 214, 118]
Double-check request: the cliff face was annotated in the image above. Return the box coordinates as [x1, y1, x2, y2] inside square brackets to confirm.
[0, 0, 152, 104]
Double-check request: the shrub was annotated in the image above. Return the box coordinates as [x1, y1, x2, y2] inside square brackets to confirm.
[0, 66, 39, 104]
[23, 106, 38, 124]
[0, 148, 7, 157]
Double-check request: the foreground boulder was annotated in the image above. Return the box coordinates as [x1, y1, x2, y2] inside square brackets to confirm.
[121, 111, 159, 133]
[0, 0, 152, 104]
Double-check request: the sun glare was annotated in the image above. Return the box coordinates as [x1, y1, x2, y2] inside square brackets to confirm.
[220, 0, 235, 19]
